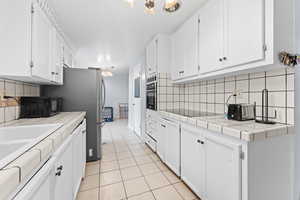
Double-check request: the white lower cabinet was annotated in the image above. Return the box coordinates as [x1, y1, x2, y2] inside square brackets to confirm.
[53, 137, 73, 200]
[13, 120, 86, 200]
[181, 124, 242, 200]
[181, 125, 205, 198]
[72, 126, 84, 198]
[205, 136, 242, 200]
[157, 121, 166, 161]
[163, 119, 180, 176]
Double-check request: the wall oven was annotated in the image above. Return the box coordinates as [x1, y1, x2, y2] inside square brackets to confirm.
[146, 76, 157, 110]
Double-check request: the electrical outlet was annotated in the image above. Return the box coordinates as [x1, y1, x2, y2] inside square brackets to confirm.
[89, 149, 93, 157]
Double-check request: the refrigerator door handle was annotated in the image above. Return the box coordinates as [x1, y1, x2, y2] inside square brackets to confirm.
[102, 79, 106, 109]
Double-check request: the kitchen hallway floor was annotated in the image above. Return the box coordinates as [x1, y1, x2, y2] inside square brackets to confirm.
[76, 120, 200, 200]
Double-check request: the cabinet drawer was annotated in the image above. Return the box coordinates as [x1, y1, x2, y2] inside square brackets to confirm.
[145, 134, 156, 152]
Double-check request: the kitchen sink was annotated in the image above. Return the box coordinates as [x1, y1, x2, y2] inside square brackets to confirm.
[0, 124, 62, 143]
[0, 123, 63, 169]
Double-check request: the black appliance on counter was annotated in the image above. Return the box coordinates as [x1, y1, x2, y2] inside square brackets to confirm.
[146, 76, 157, 110]
[227, 103, 255, 121]
[20, 97, 63, 118]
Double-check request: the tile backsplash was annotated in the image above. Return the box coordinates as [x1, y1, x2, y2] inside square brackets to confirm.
[0, 79, 40, 124]
[157, 68, 295, 125]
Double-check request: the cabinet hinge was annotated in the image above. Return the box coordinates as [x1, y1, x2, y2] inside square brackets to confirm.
[263, 44, 267, 52]
[240, 152, 245, 160]
[30, 61, 34, 68]
[198, 65, 200, 71]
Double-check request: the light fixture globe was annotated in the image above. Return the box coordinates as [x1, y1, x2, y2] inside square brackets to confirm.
[163, 0, 181, 13]
[145, 0, 155, 14]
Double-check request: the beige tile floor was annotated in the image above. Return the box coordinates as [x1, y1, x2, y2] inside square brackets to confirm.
[76, 120, 200, 200]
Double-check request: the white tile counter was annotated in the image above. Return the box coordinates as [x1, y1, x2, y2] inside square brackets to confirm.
[159, 111, 294, 142]
[0, 112, 86, 200]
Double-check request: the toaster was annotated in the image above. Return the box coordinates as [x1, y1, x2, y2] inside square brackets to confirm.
[227, 104, 255, 121]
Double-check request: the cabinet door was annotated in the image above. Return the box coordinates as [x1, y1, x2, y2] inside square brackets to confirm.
[181, 126, 205, 197]
[164, 120, 180, 175]
[81, 121, 87, 177]
[53, 140, 73, 200]
[224, 0, 265, 68]
[171, 28, 185, 80]
[146, 41, 157, 75]
[205, 137, 242, 200]
[198, 0, 224, 74]
[157, 122, 166, 161]
[182, 14, 200, 79]
[72, 128, 83, 197]
[54, 32, 64, 84]
[31, 3, 53, 80]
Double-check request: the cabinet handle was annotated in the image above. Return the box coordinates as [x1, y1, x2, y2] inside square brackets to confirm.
[161, 124, 166, 128]
[223, 57, 227, 60]
[55, 72, 59, 75]
[55, 171, 61, 176]
[197, 139, 204, 144]
[57, 165, 63, 171]
[219, 58, 223, 62]
[51, 72, 55, 75]
[179, 71, 184, 74]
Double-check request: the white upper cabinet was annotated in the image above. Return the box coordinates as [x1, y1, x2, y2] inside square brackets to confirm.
[31, 2, 53, 81]
[0, 0, 70, 85]
[51, 30, 64, 84]
[146, 35, 170, 77]
[171, 14, 199, 80]
[171, 27, 184, 80]
[146, 40, 157, 75]
[172, 0, 294, 82]
[198, 0, 224, 74]
[224, 0, 265, 68]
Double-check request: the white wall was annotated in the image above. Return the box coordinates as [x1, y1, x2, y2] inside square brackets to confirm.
[104, 73, 129, 119]
[295, 0, 300, 199]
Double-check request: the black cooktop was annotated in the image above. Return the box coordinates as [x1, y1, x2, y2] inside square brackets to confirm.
[164, 109, 217, 118]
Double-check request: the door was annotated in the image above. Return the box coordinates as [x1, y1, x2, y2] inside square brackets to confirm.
[31, 2, 53, 80]
[171, 28, 185, 80]
[205, 136, 242, 200]
[164, 119, 180, 176]
[157, 121, 166, 161]
[181, 126, 205, 197]
[198, 0, 224, 74]
[53, 139, 73, 200]
[182, 14, 200, 78]
[224, 0, 265, 68]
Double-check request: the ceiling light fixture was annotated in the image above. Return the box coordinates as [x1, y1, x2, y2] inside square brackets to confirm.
[145, 0, 155, 14]
[124, 0, 134, 7]
[163, 0, 181, 13]
[102, 70, 113, 77]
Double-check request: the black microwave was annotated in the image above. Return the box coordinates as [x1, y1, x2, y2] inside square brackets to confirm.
[20, 97, 63, 118]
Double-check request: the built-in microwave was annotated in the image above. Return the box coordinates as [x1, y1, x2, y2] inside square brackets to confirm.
[146, 76, 157, 110]
[20, 97, 63, 118]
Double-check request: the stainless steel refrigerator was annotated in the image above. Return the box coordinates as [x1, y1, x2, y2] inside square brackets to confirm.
[42, 68, 106, 162]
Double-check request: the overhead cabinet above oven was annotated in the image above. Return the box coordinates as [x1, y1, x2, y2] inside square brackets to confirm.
[146, 34, 171, 77]
[0, 0, 74, 85]
[170, 0, 295, 82]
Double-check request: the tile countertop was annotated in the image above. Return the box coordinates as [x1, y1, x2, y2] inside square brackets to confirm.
[0, 112, 86, 200]
[159, 111, 294, 142]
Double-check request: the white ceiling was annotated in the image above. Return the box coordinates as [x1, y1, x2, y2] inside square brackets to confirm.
[50, 0, 207, 74]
